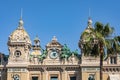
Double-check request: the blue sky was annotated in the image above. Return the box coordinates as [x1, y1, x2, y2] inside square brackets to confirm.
[0, 0, 120, 54]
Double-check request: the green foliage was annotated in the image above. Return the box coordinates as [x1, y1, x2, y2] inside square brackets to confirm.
[38, 49, 47, 61]
[72, 49, 80, 59]
[60, 44, 79, 59]
[0, 54, 9, 62]
[107, 36, 120, 55]
[94, 22, 104, 34]
[95, 22, 114, 37]
[4, 55, 9, 61]
[81, 21, 115, 57]
[60, 44, 71, 59]
[72, 49, 78, 56]
[117, 36, 120, 42]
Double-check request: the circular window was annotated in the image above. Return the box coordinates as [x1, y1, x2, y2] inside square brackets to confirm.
[13, 74, 20, 80]
[50, 51, 58, 59]
[14, 50, 21, 57]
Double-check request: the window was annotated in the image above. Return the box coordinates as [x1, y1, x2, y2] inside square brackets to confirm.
[13, 74, 20, 80]
[32, 77, 38, 80]
[70, 76, 76, 80]
[51, 77, 58, 80]
[14, 50, 21, 57]
[88, 74, 95, 80]
[110, 57, 117, 64]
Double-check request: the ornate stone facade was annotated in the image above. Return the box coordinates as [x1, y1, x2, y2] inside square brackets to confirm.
[0, 17, 120, 80]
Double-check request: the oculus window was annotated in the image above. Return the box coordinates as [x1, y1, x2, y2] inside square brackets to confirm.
[14, 50, 21, 57]
[13, 74, 20, 80]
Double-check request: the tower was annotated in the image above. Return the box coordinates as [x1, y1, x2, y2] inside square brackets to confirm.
[30, 36, 42, 64]
[79, 18, 97, 57]
[78, 18, 100, 80]
[7, 17, 31, 64]
[31, 36, 42, 56]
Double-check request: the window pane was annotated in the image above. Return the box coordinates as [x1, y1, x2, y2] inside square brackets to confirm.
[51, 77, 58, 80]
[114, 57, 117, 64]
[110, 57, 113, 64]
[32, 77, 38, 80]
[70, 76, 76, 80]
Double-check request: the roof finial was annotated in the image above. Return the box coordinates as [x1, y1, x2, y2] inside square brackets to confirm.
[52, 36, 57, 41]
[87, 8, 92, 28]
[18, 8, 24, 29]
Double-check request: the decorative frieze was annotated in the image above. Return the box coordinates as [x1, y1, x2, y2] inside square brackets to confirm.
[8, 68, 27, 72]
[82, 68, 100, 71]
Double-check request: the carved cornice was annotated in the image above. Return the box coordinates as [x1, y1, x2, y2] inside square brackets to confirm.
[27, 65, 80, 71]
[103, 67, 120, 73]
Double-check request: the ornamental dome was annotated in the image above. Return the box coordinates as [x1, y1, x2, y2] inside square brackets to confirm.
[80, 18, 95, 40]
[79, 18, 97, 49]
[31, 50, 42, 56]
[8, 18, 31, 44]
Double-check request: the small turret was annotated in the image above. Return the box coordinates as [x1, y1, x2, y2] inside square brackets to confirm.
[31, 36, 42, 55]
[7, 16, 31, 64]
[34, 35, 40, 46]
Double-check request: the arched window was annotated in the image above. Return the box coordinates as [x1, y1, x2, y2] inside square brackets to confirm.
[88, 74, 95, 80]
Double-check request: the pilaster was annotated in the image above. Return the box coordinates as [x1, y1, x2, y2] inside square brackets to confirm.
[61, 67, 67, 80]
[42, 67, 48, 80]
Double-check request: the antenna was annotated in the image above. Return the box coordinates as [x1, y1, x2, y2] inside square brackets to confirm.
[20, 8, 23, 19]
[89, 8, 91, 18]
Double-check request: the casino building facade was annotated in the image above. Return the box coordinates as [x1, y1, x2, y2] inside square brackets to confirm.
[0, 17, 120, 80]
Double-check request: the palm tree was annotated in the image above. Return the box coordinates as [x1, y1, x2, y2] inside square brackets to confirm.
[79, 21, 114, 80]
[107, 36, 120, 56]
[94, 22, 114, 80]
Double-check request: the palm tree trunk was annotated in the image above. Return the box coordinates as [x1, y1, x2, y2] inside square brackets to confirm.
[100, 43, 103, 80]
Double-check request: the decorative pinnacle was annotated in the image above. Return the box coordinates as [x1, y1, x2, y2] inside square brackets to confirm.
[52, 36, 57, 41]
[87, 17, 92, 28]
[86, 8, 93, 28]
[34, 35, 40, 45]
[18, 9, 24, 29]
